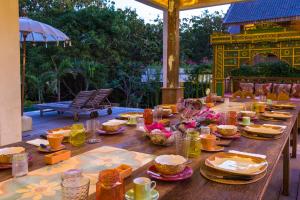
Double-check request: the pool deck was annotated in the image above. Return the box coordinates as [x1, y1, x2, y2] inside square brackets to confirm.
[22, 107, 143, 140]
[22, 107, 300, 200]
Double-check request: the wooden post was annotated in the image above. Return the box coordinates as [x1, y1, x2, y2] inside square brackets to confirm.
[21, 33, 27, 116]
[162, 0, 184, 104]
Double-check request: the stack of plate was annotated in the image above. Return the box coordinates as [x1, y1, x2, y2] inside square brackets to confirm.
[242, 124, 284, 139]
[201, 152, 268, 184]
[261, 111, 292, 120]
[271, 103, 296, 110]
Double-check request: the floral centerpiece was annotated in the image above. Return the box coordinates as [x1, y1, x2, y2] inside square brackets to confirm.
[145, 122, 174, 146]
[195, 108, 221, 126]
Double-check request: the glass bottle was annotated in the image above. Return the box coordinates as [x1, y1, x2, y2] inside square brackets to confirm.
[186, 129, 201, 158]
[96, 169, 124, 200]
[69, 124, 86, 147]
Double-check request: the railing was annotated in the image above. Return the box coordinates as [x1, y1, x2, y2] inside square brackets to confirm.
[211, 31, 300, 44]
[229, 76, 300, 93]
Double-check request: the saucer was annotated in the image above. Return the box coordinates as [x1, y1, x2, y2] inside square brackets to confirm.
[126, 122, 137, 126]
[125, 188, 159, 200]
[201, 145, 224, 152]
[97, 127, 126, 135]
[212, 131, 241, 139]
[147, 165, 193, 181]
[38, 145, 65, 153]
[238, 122, 254, 127]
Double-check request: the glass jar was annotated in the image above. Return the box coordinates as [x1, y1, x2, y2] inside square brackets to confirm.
[96, 169, 124, 200]
[143, 109, 153, 125]
[12, 153, 28, 177]
[227, 111, 237, 125]
[186, 129, 201, 158]
[69, 124, 86, 147]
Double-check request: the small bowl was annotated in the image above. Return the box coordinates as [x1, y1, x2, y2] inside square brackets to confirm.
[240, 111, 256, 118]
[162, 109, 172, 117]
[217, 125, 237, 136]
[154, 155, 186, 175]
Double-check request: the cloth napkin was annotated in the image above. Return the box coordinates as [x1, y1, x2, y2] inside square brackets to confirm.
[26, 138, 49, 147]
[228, 150, 267, 159]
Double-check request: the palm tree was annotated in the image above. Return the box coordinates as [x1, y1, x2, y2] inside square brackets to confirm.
[50, 56, 77, 101]
[26, 71, 54, 103]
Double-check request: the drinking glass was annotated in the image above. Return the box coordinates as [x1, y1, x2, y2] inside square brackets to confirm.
[153, 106, 162, 122]
[62, 176, 90, 200]
[244, 102, 253, 111]
[259, 95, 267, 102]
[200, 126, 211, 135]
[12, 153, 28, 177]
[224, 98, 230, 105]
[136, 118, 145, 131]
[62, 169, 83, 181]
[86, 119, 101, 143]
[174, 131, 191, 161]
[219, 111, 228, 125]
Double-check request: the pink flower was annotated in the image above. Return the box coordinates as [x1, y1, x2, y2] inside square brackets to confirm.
[146, 122, 165, 132]
[185, 121, 196, 129]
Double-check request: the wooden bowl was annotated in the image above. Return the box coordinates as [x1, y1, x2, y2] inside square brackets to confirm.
[154, 155, 186, 175]
[162, 109, 172, 117]
[217, 125, 237, 136]
[240, 111, 256, 118]
[102, 122, 121, 132]
[0, 147, 25, 164]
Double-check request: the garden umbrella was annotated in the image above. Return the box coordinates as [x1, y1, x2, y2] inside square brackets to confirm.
[19, 17, 70, 115]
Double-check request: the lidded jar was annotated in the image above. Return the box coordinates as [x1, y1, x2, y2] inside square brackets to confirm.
[96, 169, 124, 200]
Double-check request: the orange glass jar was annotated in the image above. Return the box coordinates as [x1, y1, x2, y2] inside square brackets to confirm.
[96, 169, 124, 200]
[143, 109, 153, 125]
[227, 111, 237, 125]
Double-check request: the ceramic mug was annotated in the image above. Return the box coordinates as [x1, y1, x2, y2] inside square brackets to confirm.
[47, 134, 64, 150]
[242, 116, 251, 125]
[200, 134, 219, 151]
[133, 177, 156, 200]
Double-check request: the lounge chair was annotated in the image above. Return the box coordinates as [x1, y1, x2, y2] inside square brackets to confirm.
[34, 89, 113, 121]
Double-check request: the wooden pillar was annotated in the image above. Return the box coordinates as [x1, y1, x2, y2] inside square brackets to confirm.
[212, 44, 225, 96]
[0, 0, 22, 145]
[162, 0, 184, 104]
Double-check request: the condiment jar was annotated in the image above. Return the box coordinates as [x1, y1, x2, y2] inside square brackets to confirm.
[96, 169, 124, 200]
[186, 129, 201, 158]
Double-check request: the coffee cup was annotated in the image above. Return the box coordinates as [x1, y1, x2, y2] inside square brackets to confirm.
[47, 134, 64, 150]
[200, 134, 219, 151]
[133, 177, 156, 200]
[242, 117, 251, 125]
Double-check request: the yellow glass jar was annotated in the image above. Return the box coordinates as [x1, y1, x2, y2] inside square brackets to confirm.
[187, 129, 201, 158]
[69, 124, 86, 147]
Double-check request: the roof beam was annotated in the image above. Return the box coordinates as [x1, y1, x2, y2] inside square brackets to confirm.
[180, 0, 250, 10]
[135, 0, 168, 10]
[135, 0, 250, 11]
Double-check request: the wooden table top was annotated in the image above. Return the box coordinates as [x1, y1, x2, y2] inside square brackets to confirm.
[0, 104, 299, 200]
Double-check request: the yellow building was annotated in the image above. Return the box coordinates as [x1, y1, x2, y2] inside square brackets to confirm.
[211, 0, 300, 96]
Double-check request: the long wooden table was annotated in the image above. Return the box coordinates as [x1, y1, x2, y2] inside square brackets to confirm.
[0, 104, 299, 200]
